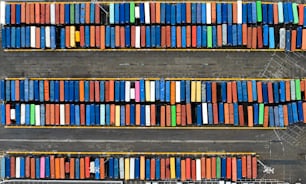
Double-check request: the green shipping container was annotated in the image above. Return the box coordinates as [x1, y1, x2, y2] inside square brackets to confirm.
[171, 105, 176, 127]
[295, 79, 301, 100]
[207, 26, 212, 48]
[259, 104, 264, 125]
[292, 3, 299, 24]
[30, 104, 35, 125]
[70, 4, 75, 24]
[130, 2, 135, 23]
[256, 1, 262, 22]
[216, 157, 221, 179]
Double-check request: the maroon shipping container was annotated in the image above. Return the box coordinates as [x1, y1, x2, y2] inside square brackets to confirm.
[141, 26, 146, 48]
[40, 4, 45, 24]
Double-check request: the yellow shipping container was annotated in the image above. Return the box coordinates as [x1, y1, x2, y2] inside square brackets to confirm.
[115, 105, 120, 126]
[70, 26, 76, 48]
[191, 81, 196, 102]
[196, 81, 201, 102]
[170, 157, 176, 179]
[75, 31, 80, 43]
[145, 80, 150, 102]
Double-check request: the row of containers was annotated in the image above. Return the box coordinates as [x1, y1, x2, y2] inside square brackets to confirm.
[1, 78, 306, 127]
[2, 101, 306, 127]
[3, 25, 306, 51]
[1, 1, 306, 50]
[0, 153, 258, 181]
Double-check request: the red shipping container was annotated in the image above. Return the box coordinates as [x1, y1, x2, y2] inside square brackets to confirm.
[150, 158, 155, 180]
[59, 81, 64, 102]
[176, 104, 181, 126]
[232, 81, 238, 103]
[50, 104, 55, 125]
[69, 158, 75, 179]
[186, 103, 192, 125]
[94, 81, 100, 102]
[212, 82, 217, 103]
[109, 80, 114, 102]
[80, 104, 85, 125]
[232, 157, 237, 181]
[246, 155, 252, 179]
[21, 3, 26, 24]
[85, 3, 90, 24]
[40, 4, 45, 24]
[166, 25, 171, 48]
[303, 102, 306, 123]
[100, 158, 105, 179]
[150, 2, 156, 24]
[211, 157, 216, 178]
[100, 25, 105, 49]
[65, 162, 69, 174]
[285, 81, 291, 102]
[257, 26, 263, 49]
[252, 156, 257, 179]
[239, 105, 245, 126]
[131, 26, 136, 48]
[191, 159, 196, 181]
[10, 156, 15, 178]
[11, 4, 16, 25]
[115, 26, 120, 48]
[283, 105, 289, 126]
[264, 106, 269, 127]
[110, 104, 115, 125]
[89, 81, 94, 102]
[291, 30, 297, 51]
[165, 158, 170, 179]
[59, 4, 64, 24]
[35, 3, 40, 24]
[120, 26, 125, 48]
[201, 157, 206, 179]
[45, 4, 50, 24]
[5, 104, 10, 125]
[65, 26, 70, 48]
[95, 4, 100, 24]
[251, 27, 257, 49]
[30, 157, 35, 179]
[273, 4, 278, 24]
[232, 2, 237, 24]
[30, 3, 35, 24]
[241, 156, 247, 178]
[191, 26, 197, 48]
[166, 105, 171, 127]
[90, 26, 96, 48]
[25, 3, 30, 24]
[44, 80, 50, 101]
[247, 81, 253, 102]
[247, 106, 253, 127]
[15, 80, 20, 101]
[226, 157, 232, 179]
[151, 104, 156, 126]
[55, 4, 60, 25]
[267, 82, 274, 103]
[299, 4, 304, 25]
[80, 26, 85, 48]
[217, 25, 222, 47]
[242, 24, 248, 46]
[80, 158, 85, 179]
[161, 26, 166, 48]
[257, 82, 263, 103]
[224, 103, 229, 124]
[25, 156, 30, 178]
[185, 158, 191, 180]
[141, 26, 146, 48]
[125, 104, 130, 126]
[186, 2, 191, 23]
[55, 104, 60, 125]
[229, 103, 234, 124]
[35, 27, 41, 48]
[211, 2, 216, 24]
[45, 104, 50, 125]
[50, 155, 55, 179]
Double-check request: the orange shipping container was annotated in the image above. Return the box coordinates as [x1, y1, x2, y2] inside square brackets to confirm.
[264, 106, 269, 127]
[161, 26, 166, 48]
[45, 104, 50, 125]
[285, 81, 291, 102]
[239, 105, 245, 126]
[186, 3, 191, 23]
[21, 3, 26, 23]
[11, 4, 16, 24]
[141, 26, 146, 48]
[224, 103, 229, 124]
[226, 157, 232, 179]
[212, 82, 217, 103]
[100, 26, 105, 49]
[10, 156, 15, 178]
[283, 105, 288, 126]
[160, 105, 165, 127]
[15, 80, 20, 101]
[110, 104, 115, 125]
[50, 155, 55, 179]
[206, 158, 211, 179]
[30, 3, 35, 24]
[69, 158, 75, 179]
[95, 4, 100, 24]
[247, 81, 253, 102]
[131, 26, 135, 48]
[166, 105, 171, 126]
[89, 81, 94, 102]
[85, 3, 90, 24]
[60, 81, 64, 102]
[229, 103, 234, 124]
[151, 104, 156, 126]
[303, 102, 306, 123]
[150, 158, 155, 180]
[232, 157, 237, 181]
[94, 81, 100, 102]
[267, 82, 274, 103]
[257, 26, 263, 49]
[181, 159, 186, 181]
[125, 104, 130, 126]
[120, 26, 125, 48]
[257, 82, 263, 103]
[35, 3, 40, 24]
[233, 2, 237, 24]
[213, 103, 219, 124]
[246, 155, 252, 179]
[302, 29, 306, 50]
[30, 157, 35, 179]
[160, 158, 165, 180]
[186, 26, 191, 48]
[242, 24, 248, 46]
[95, 26, 101, 48]
[55, 104, 60, 125]
[40, 4, 45, 24]
[201, 157, 206, 179]
[211, 2, 216, 24]
[170, 81, 176, 105]
[35, 27, 40, 49]
[109, 80, 114, 102]
[177, 26, 182, 48]
[273, 4, 278, 24]
[55, 158, 60, 179]
[299, 4, 304, 25]
[25, 3, 30, 24]
[50, 104, 55, 125]
[155, 2, 160, 23]
[80, 26, 85, 48]
[65, 104, 70, 125]
[80, 158, 85, 179]
[186, 103, 192, 125]
[136, 104, 140, 126]
[227, 82, 232, 103]
[90, 26, 96, 48]
[217, 25, 222, 47]
[191, 26, 197, 48]
[60, 158, 65, 179]
[176, 104, 181, 126]
[44, 80, 49, 101]
[166, 26, 171, 48]
[5, 104, 10, 125]
[241, 156, 247, 178]
[181, 105, 186, 126]
[251, 27, 257, 49]
[252, 156, 257, 179]
[60, 4, 64, 24]
[211, 157, 216, 179]
[100, 158, 105, 179]
[247, 106, 253, 127]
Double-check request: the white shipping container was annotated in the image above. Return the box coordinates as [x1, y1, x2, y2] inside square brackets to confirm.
[100, 104, 105, 125]
[0, 1, 6, 25]
[222, 24, 227, 46]
[35, 105, 40, 126]
[90, 161, 95, 173]
[237, 0, 242, 24]
[176, 81, 180, 103]
[109, 3, 114, 24]
[30, 26, 36, 48]
[145, 80, 150, 102]
[145, 105, 150, 126]
[150, 81, 155, 102]
[45, 26, 51, 48]
[125, 81, 131, 102]
[130, 88, 135, 100]
[129, 158, 135, 179]
[135, 26, 140, 48]
[21, 104, 25, 125]
[202, 103, 208, 124]
[135, 6, 140, 18]
[196, 159, 201, 181]
[290, 80, 296, 100]
[50, 4, 55, 24]
[119, 158, 124, 179]
[278, 2, 284, 23]
[144, 2, 150, 24]
[15, 157, 20, 178]
[60, 104, 65, 125]
[206, 2, 212, 24]
[279, 28, 285, 49]
[10, 109, 16, 120]
[218, 181, 225, 184]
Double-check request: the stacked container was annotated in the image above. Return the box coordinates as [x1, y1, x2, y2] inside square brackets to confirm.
[1, 78, 306, 127]
[1, 1, 306, 51]
[1, 153, 258, 182]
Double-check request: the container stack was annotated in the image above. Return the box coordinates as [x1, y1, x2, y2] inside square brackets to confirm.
[0, 153, 257, 182]
[1, 78, 306, 127]
[1, 1, 306, 51]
